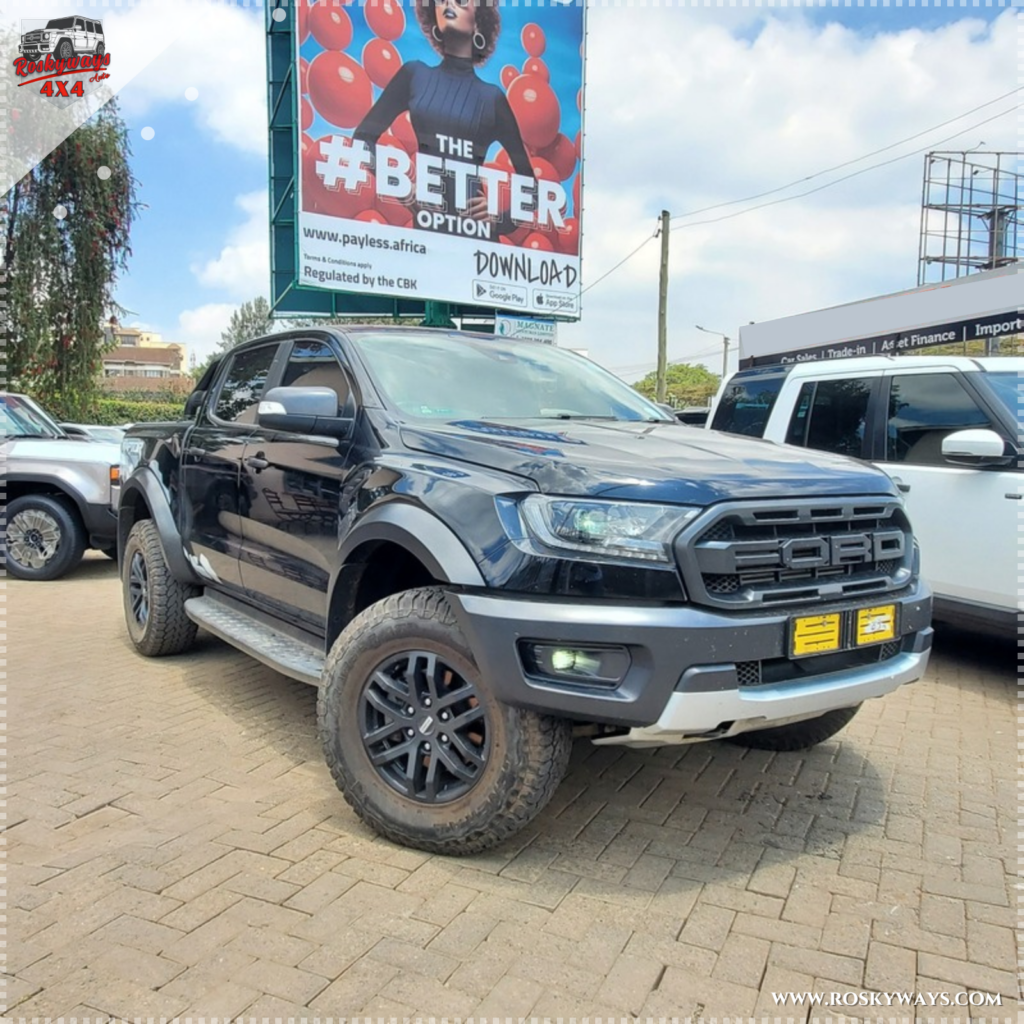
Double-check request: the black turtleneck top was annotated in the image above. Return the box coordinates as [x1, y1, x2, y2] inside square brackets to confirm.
[353, 55, 533, 178]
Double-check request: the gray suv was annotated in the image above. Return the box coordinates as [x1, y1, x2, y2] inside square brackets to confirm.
[1, 393, 120, 580]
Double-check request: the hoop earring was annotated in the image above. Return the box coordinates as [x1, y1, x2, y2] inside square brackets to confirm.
[473, 30, 485, 50]
[432, 25, 443, 42]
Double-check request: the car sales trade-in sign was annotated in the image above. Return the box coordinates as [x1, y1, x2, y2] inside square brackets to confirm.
[296, 0, 584, 318]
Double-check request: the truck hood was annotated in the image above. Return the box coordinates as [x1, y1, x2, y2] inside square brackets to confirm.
[400, 419, 897, 503]
[1, 436, 121, 464]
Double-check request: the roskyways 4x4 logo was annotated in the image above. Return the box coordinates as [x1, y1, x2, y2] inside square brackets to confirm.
[15, 17, 110, 97]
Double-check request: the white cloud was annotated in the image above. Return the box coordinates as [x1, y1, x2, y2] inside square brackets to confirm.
[109, 1, 267, 157]
[191, 191, 271, 298]
[170, 303, 238, 365]
[564, 8, 1018, 378]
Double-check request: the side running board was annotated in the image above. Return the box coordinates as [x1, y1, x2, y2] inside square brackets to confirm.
[184, 595, 324, 686]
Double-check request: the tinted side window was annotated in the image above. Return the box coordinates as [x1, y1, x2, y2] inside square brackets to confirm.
[215, 344, 278, 424]
[886, 372, 991, 465]
[710, 372, 787, 437]
[281, 339, 351, 409]
[786, 378, 872, 459]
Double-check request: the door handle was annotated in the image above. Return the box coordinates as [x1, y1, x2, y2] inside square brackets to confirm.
[244, 455, 270, 471]
[1006, 493, 1022, 500]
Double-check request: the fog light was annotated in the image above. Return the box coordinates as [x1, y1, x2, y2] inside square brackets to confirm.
[522, 643, 631, 686]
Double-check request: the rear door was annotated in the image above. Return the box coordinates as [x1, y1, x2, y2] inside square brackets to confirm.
[179, 342, 285, 593]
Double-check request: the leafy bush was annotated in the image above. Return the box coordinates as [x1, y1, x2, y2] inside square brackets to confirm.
[94, 397, 186, 425]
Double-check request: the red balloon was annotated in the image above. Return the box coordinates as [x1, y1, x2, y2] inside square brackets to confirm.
[299, 57, 310, 95]
[303, 135, 375, 218]
[363, 38, 402, 88]
[507, 224, 530, 245]
[556, 216, 579, 255]
[389, 111, 417, 153]
[377, 196, 414, 228]
[298, 0, 313, 43]
[539, 133, 576, 181]
[500, 64, 518, 90]
[309, 4, 352, 50]
[492, 148, 514, 174]
[529, 156, 559, 183]
[377, 130, 406, 154]
[522, 57, 549, 82]
[356, 208, 387, 224]
[521, 23, 545, 58]
[308, 51, 372, 128]
[507, 75, 560, 150]
[365, 0, 405, 42]
[301, 97, 313, 131]
[523, 231, 554, 252]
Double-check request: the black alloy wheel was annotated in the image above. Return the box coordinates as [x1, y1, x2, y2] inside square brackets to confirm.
[359, 649, 488, 803]
[127, 549, 150, 628]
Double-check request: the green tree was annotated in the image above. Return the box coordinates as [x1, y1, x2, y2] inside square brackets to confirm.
[633, 363, 721, 407]
[218, 296, 275, 353]
[3, 100, 138, 420]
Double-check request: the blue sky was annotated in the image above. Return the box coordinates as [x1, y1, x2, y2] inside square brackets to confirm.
[73, 0, 1016, 373]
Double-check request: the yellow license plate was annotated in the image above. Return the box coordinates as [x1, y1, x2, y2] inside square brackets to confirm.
[855, 604, 896, 645]
[791, 613, 842, 657]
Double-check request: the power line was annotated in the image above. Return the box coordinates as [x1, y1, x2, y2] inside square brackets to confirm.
[582, 89, 1020, 295]
[580, 222, 659, 295]
[668, 86, 1022, 225]
[669, 105, 1015, 233]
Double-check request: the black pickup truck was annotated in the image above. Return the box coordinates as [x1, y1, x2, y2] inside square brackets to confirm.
[118, 327, 933, 853]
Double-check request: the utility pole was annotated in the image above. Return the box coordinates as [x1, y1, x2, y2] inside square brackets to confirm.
[695, 324, 731, 379]
[656, 210, 670, 403]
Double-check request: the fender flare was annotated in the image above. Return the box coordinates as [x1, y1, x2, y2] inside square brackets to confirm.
[337, 503, 485, 587]
[3, 473, 93, 529]
[118, 468, 201, 584]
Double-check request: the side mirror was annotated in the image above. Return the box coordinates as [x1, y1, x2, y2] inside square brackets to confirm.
[656, 403, 677, 419]
[940, 428, 1011, 467]
[184, 389, 206, 419]
[257, 385, 354, 438]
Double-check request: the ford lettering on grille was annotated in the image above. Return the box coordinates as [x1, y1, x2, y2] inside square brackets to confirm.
[702, 529, 905, 575]
[678, 499, 913, 609]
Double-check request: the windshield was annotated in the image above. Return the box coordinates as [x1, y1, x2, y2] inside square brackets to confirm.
[984, 371, 1023, 428]
[352, 332, 669, 422]
[45, 18, 75, 29]
[0, 394, 65, 438]
[710, 369, 788, 436]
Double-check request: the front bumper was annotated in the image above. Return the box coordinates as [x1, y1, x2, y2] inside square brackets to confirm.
[449, 580, 932, 742]
[19, 40, 53, 54]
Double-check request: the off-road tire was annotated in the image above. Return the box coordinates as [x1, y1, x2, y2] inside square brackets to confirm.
[95, 42, 105, 57]
[122, 519, 199, 656]
[318, 587, 573, 854]
[56, 39, 73, 60]
[3, 494, 85, 581]
[726, 705, 861, 752]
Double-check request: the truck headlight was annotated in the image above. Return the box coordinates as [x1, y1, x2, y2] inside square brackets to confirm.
[511, 495, 699, 564]
[121, 437, 145, 480]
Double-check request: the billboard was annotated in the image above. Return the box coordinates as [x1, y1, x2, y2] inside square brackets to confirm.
[295, 0, 584, 318]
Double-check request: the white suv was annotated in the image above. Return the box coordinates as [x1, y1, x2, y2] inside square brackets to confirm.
[19, 17, 105, 62]
[708, 355, 1021, 636]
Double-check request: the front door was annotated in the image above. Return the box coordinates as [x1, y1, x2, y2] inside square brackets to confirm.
[880, 369, 1018, 614]
[180, 341, 282, 593]
[238, 338, 358, 630]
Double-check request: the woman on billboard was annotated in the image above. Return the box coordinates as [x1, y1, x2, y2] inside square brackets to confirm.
[353, 0, 533, 227]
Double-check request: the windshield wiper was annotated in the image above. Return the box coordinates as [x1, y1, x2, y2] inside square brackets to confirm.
[540, 414, 619, 421]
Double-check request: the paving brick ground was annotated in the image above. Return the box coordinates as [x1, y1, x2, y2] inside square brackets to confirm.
[6, 553, 1018, 1021]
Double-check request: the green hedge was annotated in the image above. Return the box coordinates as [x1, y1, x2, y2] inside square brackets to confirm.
[94, 397, 186, 425]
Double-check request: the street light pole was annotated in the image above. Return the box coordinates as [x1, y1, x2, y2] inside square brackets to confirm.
[695, 324, 731, 378]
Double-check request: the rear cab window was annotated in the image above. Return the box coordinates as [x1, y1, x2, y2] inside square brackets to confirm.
[710, 368, 788, 437]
